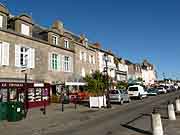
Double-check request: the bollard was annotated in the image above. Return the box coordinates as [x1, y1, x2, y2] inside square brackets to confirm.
[151, 111, 163, 135]
[175, 98, 180, 112]
[168, 103, 176, 120]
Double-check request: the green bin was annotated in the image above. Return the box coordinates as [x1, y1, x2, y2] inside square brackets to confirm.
[0, 102, 8, 121]
[7, 102, 25, 122]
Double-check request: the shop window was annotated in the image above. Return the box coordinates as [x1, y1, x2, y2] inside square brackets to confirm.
[0, 88, 8, 102]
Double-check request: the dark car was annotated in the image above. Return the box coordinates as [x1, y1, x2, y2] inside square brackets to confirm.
[147, 88, 159, 96]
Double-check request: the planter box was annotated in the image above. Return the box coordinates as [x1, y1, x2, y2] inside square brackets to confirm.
[89, 96, 107, 108]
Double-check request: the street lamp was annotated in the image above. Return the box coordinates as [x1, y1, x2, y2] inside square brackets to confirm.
[21, 68, 28, 117]
[104, 53, 111, 108]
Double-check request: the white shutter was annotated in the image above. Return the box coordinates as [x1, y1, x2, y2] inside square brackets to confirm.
[80, 51, 82, 60]
[57, 54, 61, 71]
[93, 56, 95, 64]
[1, 42, 9, 66]
[28, 48, 35, 68]
[21, 24, 30, 36]
[0, 42, 2, 65]
[15, 45, 21, 67]
[48, 53, 52, 70]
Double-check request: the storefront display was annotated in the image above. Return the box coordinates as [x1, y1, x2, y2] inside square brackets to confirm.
[0, 82, 51, 108]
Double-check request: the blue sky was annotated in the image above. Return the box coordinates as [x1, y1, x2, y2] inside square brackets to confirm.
[2, 0, 180, 79]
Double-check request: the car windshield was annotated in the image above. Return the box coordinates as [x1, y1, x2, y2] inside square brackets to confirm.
[157, 87, 163, 90]
[128, 87, 138, 91]
[110, 90, 119, 94]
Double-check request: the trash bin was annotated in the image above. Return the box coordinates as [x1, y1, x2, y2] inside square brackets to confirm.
[7, 102, 25, 122]
[0, 102, 8, 121]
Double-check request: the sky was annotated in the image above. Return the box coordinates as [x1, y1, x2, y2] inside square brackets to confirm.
[1, 0, 180, 80]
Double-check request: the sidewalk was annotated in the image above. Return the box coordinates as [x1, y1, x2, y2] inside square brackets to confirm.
[0, 103, 107, 135]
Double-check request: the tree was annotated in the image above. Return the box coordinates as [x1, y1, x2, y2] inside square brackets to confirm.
[84, 71, 106, 95]
[117, 81, 128, 89]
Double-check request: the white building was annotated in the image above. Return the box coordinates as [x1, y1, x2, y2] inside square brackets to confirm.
[116, 59, 128, 81]
[98, 50, 116, 79]
[141, 60, 157, 86]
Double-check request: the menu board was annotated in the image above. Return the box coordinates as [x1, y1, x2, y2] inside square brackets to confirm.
[9, 88, 17, 101]
[42, 88, 49, 101]
[2, 89, 8, 102]
[28, 88, 35, 102]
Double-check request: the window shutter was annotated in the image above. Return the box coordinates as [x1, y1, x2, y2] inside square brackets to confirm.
[57, 54, 61, 71]
[15, 45, 21, 67]
[0, 42, 2, 65]
[48, 53, 52, 70]
[29, 48, 35, 68]
[93, 56, 95, 64]
[61, 55, 64, 71]
[80, 51, 82, 60]
[1, 42, 9, 66]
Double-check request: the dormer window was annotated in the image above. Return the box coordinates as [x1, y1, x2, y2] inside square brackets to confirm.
[0, 15, 3, 28]
[64, 39, 69, 48]
[52, 34, 58, 45]
[21, 24, 30, 36]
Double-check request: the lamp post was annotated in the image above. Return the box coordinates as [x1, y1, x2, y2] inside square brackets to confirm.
[104, 53, 111, 108]
[21, 68, 28, 117]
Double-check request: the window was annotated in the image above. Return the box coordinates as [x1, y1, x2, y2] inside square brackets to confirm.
[49, 53, 60, 71]
[80, 51, 86, 62]
[0, 41, 9, 66]
[15, 45, 35, 68]
[52, 53, 58, 70]
[21, 24, 30, 36]
[52, 35, 58, 45]
[20, 47, 29, 67]
[64, 56, 70, 72]
[64, 39, 69, 48]
[0, 15, 3, 28]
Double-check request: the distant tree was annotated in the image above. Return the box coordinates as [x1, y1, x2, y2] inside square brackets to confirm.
[117, 81, 128, 89]
[137, 77, 143, 81]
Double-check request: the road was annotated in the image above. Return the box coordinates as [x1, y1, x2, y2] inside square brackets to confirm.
[48, 91, 180, 135]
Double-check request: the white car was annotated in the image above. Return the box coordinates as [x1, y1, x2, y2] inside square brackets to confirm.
[157, 87, 167, 94]
[109, 89, 131, 104]
[128, 85, 147, 99]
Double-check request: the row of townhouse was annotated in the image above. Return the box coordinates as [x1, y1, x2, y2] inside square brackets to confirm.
[0, 4, 157, 88]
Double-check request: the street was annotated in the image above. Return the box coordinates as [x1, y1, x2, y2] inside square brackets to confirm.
[49, 91, 179, 135]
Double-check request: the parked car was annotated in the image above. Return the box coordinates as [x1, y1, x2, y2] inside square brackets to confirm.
[146, 88, 159, 96]
[157, 87, 167, 94]
[109, 89, 131, 104]
[127, 85, 147, 99]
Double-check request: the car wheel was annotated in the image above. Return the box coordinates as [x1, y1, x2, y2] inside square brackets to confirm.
[120, 99, 124, 105]
[139, 94, 142, 100]
[128, 98, 131, 103]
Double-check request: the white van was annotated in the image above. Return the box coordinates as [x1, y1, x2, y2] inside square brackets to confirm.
[128, 85, 147, 99]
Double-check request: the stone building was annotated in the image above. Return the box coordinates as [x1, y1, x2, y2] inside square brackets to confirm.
[0, 4, 74, 84]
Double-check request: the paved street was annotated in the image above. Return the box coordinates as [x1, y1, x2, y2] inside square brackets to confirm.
[49, 91, 180, 135]
[0, 91, 180, 135]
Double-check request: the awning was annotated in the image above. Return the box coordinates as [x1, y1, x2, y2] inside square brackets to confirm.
[65, 82, 87, 86]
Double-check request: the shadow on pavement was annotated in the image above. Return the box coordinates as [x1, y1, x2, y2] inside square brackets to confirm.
[121, 124, 152, 135]
[121, 114, 152, 135]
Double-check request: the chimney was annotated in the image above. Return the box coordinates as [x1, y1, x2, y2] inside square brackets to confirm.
[93, 42, 101, 49]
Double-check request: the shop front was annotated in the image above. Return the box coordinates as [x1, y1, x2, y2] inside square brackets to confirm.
[0, 82, 50, 108]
